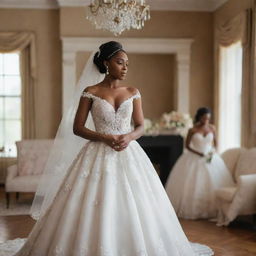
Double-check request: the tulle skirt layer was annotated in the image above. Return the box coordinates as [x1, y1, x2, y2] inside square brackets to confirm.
[0, 141, 213, 256]
[165, 151, 234, 220]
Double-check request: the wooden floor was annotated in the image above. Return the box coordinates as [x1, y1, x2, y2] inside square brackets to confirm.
[0, 190, 256, 255]
[182, 220, 256, 256]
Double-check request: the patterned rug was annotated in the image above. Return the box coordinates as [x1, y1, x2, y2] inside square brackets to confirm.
[0, 195, 33, 216]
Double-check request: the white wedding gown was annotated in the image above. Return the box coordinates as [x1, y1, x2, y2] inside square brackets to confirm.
[165, 132, 235, 220]
[0, 91, 213, 256]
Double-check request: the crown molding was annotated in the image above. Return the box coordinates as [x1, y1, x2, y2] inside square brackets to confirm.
[61, 37, 194, 54]
[57, 0, 228, 11]
[213, 0, 229, 10]
[0, 0, 58, 9]
[57, 0, 87, 7]
[0, 0, 227, 11]
[149, 0, 228, 12]
[61, 36, 193, 114]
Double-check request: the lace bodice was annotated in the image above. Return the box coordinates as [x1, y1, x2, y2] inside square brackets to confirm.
[190, 132, 214, 154]
[81, 90, 141, 135]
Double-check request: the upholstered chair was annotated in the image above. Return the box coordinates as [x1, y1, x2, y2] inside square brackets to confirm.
[5, 139, 53, 208]
[216, 147, 256, 226]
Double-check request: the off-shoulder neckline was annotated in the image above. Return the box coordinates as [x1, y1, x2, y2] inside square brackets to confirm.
[82, 91, 140, 113]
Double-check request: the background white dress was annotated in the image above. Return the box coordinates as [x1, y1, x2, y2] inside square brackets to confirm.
[165, 132, 235, 219]
[0, 91, 213, 256]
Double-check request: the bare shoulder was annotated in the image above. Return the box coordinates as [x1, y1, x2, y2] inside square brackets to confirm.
[189, 127, 197, 135]
[83, 84, 100, 94]
[126, 86, 140, 95]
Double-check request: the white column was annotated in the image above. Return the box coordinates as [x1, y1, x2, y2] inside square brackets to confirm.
[176, 51, 191, 113]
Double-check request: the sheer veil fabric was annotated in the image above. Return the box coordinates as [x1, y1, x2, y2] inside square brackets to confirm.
[30, 51, 105, 221]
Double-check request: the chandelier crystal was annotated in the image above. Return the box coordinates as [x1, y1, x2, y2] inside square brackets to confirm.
[86, 0, 150, 36]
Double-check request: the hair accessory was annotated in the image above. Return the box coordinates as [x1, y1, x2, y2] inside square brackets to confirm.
[107, 48, 121, 59]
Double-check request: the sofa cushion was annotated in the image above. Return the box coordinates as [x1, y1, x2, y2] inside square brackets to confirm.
[16, 140, 53, 176]
[221, 148, 245, 177]
[235, 148, 256, 181]
[5, 175, 41, 192]
[216, 187, 237, 202]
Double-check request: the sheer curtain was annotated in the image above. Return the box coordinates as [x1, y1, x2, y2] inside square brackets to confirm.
[0, 32, 36, 139]
[218, 41, 243, 153]
[214, 9, 254, 150]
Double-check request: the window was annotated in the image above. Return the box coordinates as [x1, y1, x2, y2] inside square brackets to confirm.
[0, 52, 22, 157]
[218, 41, 243, 153]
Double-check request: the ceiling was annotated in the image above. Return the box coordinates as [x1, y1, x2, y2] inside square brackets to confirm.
[0, 0, 228, 11]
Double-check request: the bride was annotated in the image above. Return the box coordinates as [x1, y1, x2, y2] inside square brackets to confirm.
[165, 107, 234, 220]
[0, 41, 213, 255]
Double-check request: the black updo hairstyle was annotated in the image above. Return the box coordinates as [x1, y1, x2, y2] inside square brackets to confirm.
[93, 41, 126, 74]
[194, 107, 211, 123]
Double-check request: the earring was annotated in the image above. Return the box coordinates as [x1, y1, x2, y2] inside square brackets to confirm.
[106, 65, 109, 75]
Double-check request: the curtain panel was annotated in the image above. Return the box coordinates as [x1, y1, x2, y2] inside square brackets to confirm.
[0, 32, 36, 139]
[251, 3, 256, 147]
[214, 9, 255, 148]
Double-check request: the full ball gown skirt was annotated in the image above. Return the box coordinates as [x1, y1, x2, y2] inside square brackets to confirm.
[165, 133, 235, 220]
[0, 91, 213, 256]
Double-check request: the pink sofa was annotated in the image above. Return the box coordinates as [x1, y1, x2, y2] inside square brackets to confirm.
[5, 139, 53, 208]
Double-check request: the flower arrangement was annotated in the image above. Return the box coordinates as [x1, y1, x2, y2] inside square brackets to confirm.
[144, 118, 153, 133]
[160, 111, 193, 131]
[144, 111, 193, 136]
[143, 118, 160, 135]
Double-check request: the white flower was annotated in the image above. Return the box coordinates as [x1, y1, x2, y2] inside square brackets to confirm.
[143, 111, 193, 137]
[160, 111, 192, 130]
[144, 118, 153, 133]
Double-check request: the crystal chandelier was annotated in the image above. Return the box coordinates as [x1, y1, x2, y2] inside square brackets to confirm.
[86, 0, 150, 36]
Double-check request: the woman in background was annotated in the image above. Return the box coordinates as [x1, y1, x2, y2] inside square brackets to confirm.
[165, 107, 234, 219]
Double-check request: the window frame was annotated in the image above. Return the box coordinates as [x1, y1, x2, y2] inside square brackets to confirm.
[0, 52, 22, 157]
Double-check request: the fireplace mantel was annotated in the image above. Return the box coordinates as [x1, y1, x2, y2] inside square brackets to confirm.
[61, 37, 193, 114]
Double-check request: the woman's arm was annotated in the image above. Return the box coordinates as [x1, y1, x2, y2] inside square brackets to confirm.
[129, 95, 144, 140]
[73, 95, 120, 149]
[117, 90, 144, 150]
[211, 124, 218, 150]
[185, 129, 204, 157]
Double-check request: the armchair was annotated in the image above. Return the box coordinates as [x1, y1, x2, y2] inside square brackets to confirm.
[216, 147, 256, 226]
[5, 139, 53, 208]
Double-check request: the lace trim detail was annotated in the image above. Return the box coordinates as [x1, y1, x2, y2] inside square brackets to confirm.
[81, 91, 136, 134]
[0, 238, 26, 256]
[132, 90, 141, 99]
[81, 91, 94, 99]
[81, 90, 141, 101]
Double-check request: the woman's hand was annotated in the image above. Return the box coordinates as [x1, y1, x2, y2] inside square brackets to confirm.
[188, 147, 204, 157]
[102, 134, 132, 151]
[101, 134, 120, 150]
[115, 134, 132, 151]
[197, 152, 205, 157]
[191, 150, 204, 157]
